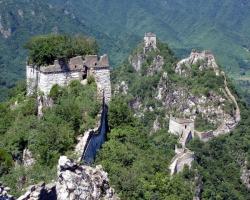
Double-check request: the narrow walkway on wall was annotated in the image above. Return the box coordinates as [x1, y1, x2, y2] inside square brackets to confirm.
[81, 97, 109, 165]
[223, 72, 241, 123]
[195, 72, 241, 140]
[169, 127, 195, 175]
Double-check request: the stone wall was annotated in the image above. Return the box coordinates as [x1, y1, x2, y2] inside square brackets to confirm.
[175, 50, 220, 76]
[169, 149, 194, 175]
[38, 71, 82, 95]
[169, 117, 195, 175]
[93, 68, 112, 103]
[26, 55, 112, 104]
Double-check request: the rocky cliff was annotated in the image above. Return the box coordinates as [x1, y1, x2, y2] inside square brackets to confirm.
[0, 184, 14, 200]
[7, 156, 118, 200]
[114, 37, 240, 140]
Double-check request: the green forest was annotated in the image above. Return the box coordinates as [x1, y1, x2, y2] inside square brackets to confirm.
[0, 0, 250, 197]
[0, 80, 100, 196]
[0, 33, 249, 199]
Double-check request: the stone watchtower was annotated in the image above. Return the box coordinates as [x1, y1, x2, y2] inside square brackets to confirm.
[26, 54, 112, 105]
[144, 32, 157, 52]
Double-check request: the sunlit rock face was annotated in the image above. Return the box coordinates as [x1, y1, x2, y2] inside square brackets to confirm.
[241, 161, 250, 190]
[56, 156, 118, 200]
[0, 183, 14, 200]
[15, 156, 119, 200]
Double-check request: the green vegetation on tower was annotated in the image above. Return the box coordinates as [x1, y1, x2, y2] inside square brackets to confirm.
[25, 34, 98, 66]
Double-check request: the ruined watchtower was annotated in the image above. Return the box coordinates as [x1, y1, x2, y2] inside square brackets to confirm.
[26, 54, 112, 103]
[144, 32, 157, 52]
[169, 117, 194, 136]
[169, 117, 194, 147]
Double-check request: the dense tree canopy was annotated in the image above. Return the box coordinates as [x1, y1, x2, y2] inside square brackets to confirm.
[0, 80, 100, 196]
[96, 96, 193, 199]
[25, 34, 99, 66]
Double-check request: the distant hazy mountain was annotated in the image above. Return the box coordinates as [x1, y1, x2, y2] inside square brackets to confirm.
[1, 0, 250, 100]
[50, 0, 250, 73]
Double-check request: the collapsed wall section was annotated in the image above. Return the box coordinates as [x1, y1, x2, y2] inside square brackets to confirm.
[169, 117, 194, 137]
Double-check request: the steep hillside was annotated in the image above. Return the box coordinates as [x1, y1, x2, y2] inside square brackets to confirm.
[99, 35, 250, 199]
[113, 39, 239, 137]
[0, 80, 101, 197]
[0, 33, 249, 199]
[49, 0, 250, 105]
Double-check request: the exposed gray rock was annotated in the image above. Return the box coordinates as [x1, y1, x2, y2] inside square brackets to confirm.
[151, 117, 161, 134]
[17, 182, 56, 200]
[175, 50, 220, 76]
[0, 183, 14, 200]
[17, 9, 24, 18]
[241, 161, 250, 190]
[147, 55, 164, 76]
[129, 53, 145, 72]
[22, 149, 35, 167]
[56, 156, 119, 200]
[115, 81, 128, 95]
[156, 51, 240, 140]
[37, 96, 54, 117]
[15, 156, 119, 200]
[0, 16, 11, 38]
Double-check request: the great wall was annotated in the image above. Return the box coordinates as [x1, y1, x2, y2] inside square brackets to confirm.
[25, 33, 241, 176]
[0, 33, 237, 200]
[26, 53, 112, 166]
[168, 46, 241, 175]
[116, 33, 242, 176]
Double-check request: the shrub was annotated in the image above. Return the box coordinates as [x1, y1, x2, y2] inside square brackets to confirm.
[109, 96, 134, 128]
[87, 75, 95, 84]
[0, 148, 13, 176]
[49, 84, 63, 101]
